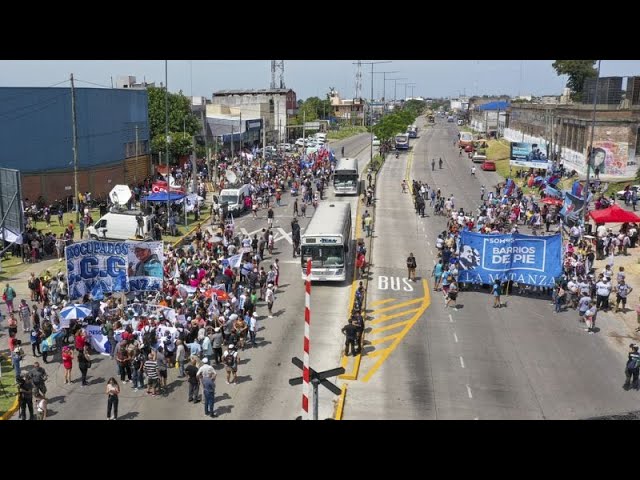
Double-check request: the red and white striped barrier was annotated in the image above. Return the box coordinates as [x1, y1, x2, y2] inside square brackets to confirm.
[302, 258, 311, 419]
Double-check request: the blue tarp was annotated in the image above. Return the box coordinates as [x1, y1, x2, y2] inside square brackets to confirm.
[478, 101, 510, 111]
[143, 192, 186, 202]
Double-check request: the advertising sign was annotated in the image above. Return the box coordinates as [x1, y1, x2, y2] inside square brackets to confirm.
[458, 231, 562, 287]
[510, 142, 550, 170]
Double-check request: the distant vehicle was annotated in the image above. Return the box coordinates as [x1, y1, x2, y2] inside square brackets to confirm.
[279, 143, 293, 152]
[472, 154, 487, 164]
[616, 185, 640, 199]
[481, 160, 496, 171]
[459, 131, 474, 148]
[301, 202, 352, 282]
[219, 185, 251, 214]
[464, 145, 475, 153]
[407, 125, 418, 138]
[428, 115, 435, 123]
[457, 119, 464, 126]
[333, 158, 359, 195]
[315, 133, 327, 143]
[87, 211, 155, 241]
[395, 133, 410, 150]
[447, 116, 455, 123]
[372, 136, 380, 147]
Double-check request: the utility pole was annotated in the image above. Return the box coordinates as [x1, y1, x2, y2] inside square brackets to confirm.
[70, 73, 80, 223]
[373, 70, 398, 113]
[165, 61, 171, 219]
[354, 61, 392, 164]
[135, 124, 139, 183]
[387, 77, 407, 110]
[230, 124, 234, 160]
[191, 135, 197, 194]
[201, 108, 210, 180]
[262, 116, 266, 168]
[582, 60, 602, 227]
[405, 83, 416, 101]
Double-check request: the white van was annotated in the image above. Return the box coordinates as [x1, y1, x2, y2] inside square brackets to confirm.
[87, 211, 155, 241]
[218, 184, 251, 214]
[315, 133, 327, 144]
[472, 154, 487, 164]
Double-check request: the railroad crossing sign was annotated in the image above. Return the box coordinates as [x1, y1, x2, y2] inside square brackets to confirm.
[289, 357, 345, 420]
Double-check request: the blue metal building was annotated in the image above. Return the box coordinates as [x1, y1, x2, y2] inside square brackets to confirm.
[0, 87, 149, 173]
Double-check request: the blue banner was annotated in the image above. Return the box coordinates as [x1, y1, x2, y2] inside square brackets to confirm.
[65, 240, 165, 300]
[510, 142, 550, 170]
[458, 231, 562, 286]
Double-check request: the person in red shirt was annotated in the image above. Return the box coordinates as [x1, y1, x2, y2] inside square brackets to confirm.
[355, 252, 367, 279]
[62, 346, 74, 384]
[74, 329, 86, 352]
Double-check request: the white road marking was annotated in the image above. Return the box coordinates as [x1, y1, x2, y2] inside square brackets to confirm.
[432, 260, 436, 265]
[277, 227, 293, 245]
[460, 356, 465, 368]
[466, 384, 473, 399]
[453, 332, 458, 343]
[449, 314, 453, 323]
[474, 417, 479, 420]
[430, 250, 434, 256]
[240, 227, 249, 236]
[427, 241, 431, 246]
[279, 260, 301, 264]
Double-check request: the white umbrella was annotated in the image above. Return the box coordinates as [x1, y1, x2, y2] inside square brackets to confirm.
[59, 304, 92, 321]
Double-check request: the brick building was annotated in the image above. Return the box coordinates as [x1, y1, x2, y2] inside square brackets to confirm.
[506, 103, 640, 179]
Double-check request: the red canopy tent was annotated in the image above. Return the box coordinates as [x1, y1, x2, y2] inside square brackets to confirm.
[589, 204, 640, 223]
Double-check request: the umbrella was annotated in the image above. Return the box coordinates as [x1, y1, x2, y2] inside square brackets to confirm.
[541, 197, 563, 206]
[59, 304, 92, 321]
[205, 288, 230, 301]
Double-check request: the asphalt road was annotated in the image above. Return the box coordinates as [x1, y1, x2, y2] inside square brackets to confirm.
[343, 118, 640, 420]
[11, 133, 372, 420]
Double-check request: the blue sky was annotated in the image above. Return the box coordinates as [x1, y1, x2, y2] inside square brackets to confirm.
[0, 60, 638, 101]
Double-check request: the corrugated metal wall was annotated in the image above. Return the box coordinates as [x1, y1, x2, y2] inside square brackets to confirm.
[0, 87, 149, 173]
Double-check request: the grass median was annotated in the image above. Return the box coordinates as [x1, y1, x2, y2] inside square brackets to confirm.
[0, 355, 18, 417]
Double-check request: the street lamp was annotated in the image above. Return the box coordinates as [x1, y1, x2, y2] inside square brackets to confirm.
[405, 83, 416, 101]
[582, 60, 602, 228]
[387, 77, 407, 109]
[353, 61, 392, 165]
[373, 70, 398, 113]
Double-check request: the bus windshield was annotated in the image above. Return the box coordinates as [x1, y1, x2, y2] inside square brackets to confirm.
[301, 245, 344, 268]
[334, 174, 357, 189]
[219, 194, 238, 205]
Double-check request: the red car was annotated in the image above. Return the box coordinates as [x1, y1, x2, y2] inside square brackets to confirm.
[464, 145, 474, 153]
[481, 161, 496, 171]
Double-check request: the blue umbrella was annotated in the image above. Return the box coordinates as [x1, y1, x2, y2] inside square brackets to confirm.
[59, 304, 92, 321]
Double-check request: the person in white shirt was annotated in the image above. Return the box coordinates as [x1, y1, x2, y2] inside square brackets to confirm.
[196, 357, 215, 379]
[595, 276, 611, 311]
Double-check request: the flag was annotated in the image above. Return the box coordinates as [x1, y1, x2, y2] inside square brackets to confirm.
[91, 282, 104, 301]
[225, 253, 242, 269]
[571, 180, 583, 197]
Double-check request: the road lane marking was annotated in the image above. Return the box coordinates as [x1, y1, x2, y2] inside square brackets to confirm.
[370, 333, 401, 346]
[449, 314, 453, 323]
[430, 250, 434, 256]
[453, 332, 458, 343]
[276, 227, 292, 245]
[370, 308, 420, 326]
[370, 320, 412, 335]
[427, 241, 431, 246]
[466, 384, 473, 399]
[362, 279, 430, 383]
[370, 298, 422, 315]
[460, 356, 465, 368]
[370, 298, 396, 307]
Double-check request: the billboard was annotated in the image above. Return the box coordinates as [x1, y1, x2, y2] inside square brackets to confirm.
[0, 168, 25, 244]
[458, 231, 562, 287]
[510, 142, 550, 170]
[66, 240, 164, 300]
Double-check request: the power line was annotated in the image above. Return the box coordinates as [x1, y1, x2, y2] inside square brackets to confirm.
[74, 78, 113, 89]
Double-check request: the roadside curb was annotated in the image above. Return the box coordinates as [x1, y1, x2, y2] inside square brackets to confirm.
[335, 151, 384, 418]
[170, 213, 212, 250]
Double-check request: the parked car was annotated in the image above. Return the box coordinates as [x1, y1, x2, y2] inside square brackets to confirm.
[616, 185, 640, 199]
[464, 145, 474, 153]
[472, 154, 487, 164]
[279, 143, 293, 152]
[372, 136, 380, 147]
[481, 160, 496, 171]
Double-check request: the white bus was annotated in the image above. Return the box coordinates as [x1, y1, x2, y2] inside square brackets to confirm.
[333, 157, 359, 195]
[301, 202, 352, 281]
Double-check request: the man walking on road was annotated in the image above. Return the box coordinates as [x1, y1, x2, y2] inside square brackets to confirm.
[431, 159, 435, 171]
[406, 252, 417, 282]
[624, 343, 640, 390]
[439, 158, 443, 169]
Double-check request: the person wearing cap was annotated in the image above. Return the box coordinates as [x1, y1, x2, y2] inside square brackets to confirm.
[624, 344, 640, 390]
[265, 283, 275, 318]
[211, 327, 224, 364]
[129, 245, 163, 278]
[198, 357, 217, 418]
[247, 312, 259, 347]
[222, 344, 239, 384]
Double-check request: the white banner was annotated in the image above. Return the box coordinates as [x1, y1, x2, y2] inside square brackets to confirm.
[86, 324, 111, 356]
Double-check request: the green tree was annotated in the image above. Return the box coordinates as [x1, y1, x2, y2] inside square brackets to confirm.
[552, 60, 598, 102]
[147, 86, 201, 155]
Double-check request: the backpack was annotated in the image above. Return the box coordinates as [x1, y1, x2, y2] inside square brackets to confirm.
[627, 355, 640, 370]
[224, 351, 236, 367]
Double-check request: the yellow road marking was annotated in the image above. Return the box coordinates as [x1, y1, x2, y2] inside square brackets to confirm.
[370, 333, 401, 346]
[339, 354, 361, 381]
[370, 297, 423, 315]
[405, 150, 414, 194]
[370, 308, 420, 326]
[362, 279, 431, 382]
[370, 319, 411, 335]
[334, 384, 348, 420]
[370, 298, 396, 307]
[367, 349, 386, 358]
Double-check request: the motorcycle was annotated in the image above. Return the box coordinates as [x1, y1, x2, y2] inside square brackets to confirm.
[395, 152, 400, 159]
